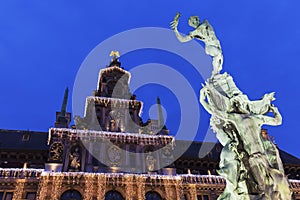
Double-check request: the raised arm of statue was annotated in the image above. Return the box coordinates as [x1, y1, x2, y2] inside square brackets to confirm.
[171, 13, 223, 75]
[170, 13, 193, 43]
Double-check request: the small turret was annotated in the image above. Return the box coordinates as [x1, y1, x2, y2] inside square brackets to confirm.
[157, 97, 164, 129]
[95, 51, 131, 99]
[60, 87, 69, 117]
[55, 87, 71, 128]
[156, 97, 169, 135]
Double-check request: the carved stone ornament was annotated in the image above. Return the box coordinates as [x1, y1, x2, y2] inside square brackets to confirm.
[107, 145, 121, 165]
[49, 142, 64, 162]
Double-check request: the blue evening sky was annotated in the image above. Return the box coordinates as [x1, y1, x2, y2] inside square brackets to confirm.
[0, 1, 299, 158]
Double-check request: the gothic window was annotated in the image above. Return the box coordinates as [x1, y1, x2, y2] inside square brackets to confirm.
[183, 194, 188, 200]
[197, 195, 209, 200]
[22, 133, 30, 141]
[60, 189, 82, 200]
[107, 80, 117, 97]
[4, 192, 13, 200]
[26, 192, 36, 200]
[145, 191, 162, 200]
[105, 110, 116, 132]
[105, 190, 124, 200]
[203, 195, 209, 200]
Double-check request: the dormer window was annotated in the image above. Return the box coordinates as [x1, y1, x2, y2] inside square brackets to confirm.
[22, 132, 30, 141]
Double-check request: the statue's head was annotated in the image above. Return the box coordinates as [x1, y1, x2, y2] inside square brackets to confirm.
[188, 16, 200, 28]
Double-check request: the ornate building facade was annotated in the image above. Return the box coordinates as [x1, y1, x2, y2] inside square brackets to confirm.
[0, 54, 300, 200]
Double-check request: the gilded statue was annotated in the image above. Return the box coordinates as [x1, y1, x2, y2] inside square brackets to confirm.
[69, 147, 81, 171]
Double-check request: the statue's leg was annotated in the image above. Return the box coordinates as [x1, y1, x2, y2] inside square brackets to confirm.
[248, 153, 273, 199]
[205, 45, 223, 75]
[269, 169, 292, 200]
[212, 54, 223, 74]
[218, 144, 245, 199]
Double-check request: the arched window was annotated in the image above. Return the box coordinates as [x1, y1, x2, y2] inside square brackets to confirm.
[145, 191, 162, 200]
[60, 189, 82, 200]
[105, 190, 124, 200]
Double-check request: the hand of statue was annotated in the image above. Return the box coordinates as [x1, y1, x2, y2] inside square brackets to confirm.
[264, 92, 275, 102]
[170, 12, 181, 30]
[203, 87, 211, 98]
[269, 104, 278, 113]
[200, 87, 208, 98]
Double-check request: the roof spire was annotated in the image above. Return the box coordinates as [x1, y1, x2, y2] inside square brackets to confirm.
[55, 87, 69, 128]
[109, 50, 120, 61]
[157, 96, 164, 129]
[108, 51, 121, 68]
[60, 87, 69, 117]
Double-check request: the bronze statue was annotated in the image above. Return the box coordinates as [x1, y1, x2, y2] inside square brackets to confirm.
[172, 13, 291, 200]
[171, 13, 223, 75]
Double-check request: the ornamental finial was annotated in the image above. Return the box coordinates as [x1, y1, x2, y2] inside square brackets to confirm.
[109, 51, 120, 61]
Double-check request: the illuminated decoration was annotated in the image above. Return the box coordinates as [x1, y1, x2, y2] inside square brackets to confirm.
[109, 50, 120, 61]
[0, 168, 299, 199]
[49, 142, 64, 161]
[107, 145, 121, 165]
[48, 128, 174, 146]
[13, 179, 25, 199]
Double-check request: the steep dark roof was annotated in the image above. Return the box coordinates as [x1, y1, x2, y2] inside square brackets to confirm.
[176, 140, 300, 165]
[175, 140, 221, 160]
[278, 148, 300, 165]
[0, 129, 48, 150]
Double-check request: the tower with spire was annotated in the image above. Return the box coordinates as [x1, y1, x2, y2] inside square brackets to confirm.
[46, 52, 174, 174]
[54, 87, 71, 128]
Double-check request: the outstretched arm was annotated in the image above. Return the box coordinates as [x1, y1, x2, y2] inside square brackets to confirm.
[258, 105, 282, 126]
[200, 87, 213, 114]
[170, 13, 193, 43]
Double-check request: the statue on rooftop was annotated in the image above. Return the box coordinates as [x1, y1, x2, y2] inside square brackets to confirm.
[172, 13, 291, 200]
[110, 50, 120, 61]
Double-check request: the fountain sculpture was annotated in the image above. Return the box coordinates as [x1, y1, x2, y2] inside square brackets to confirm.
[171, 12, 292, 200]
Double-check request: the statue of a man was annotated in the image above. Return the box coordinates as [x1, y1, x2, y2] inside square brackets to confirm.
[172, 12, 291, 199]
[171, 13, 223, 75]
[146, 154, 156, 172]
